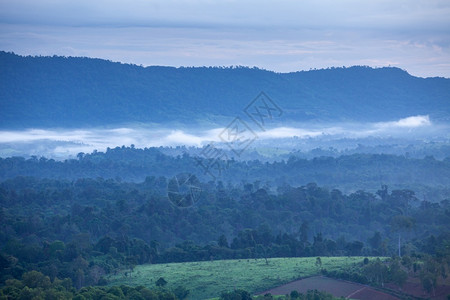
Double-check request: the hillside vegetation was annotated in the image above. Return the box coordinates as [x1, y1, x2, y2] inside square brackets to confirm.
[106, 257, 370, 299]
[1, 148, 449, 295]
[1, 147, 449, 197]
[1, 51, 449, 128]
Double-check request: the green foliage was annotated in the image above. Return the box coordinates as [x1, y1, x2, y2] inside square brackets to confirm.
[0, 273, 177, 300]
[156, 277, 167, 287]
[419, 256, 440, 295]
[220, 289, 252, 300]
[388, 260, 408, 288]
[106, 257, 370, 299]
[22, 271, 51, 289]
[0, 160, 449, 290]
[0, 147, 449, 298]
[315, 257, 322, 269]
[173, 285, 189, 300]
[290, 290, 300, 299]
[2, 149, 450, 194]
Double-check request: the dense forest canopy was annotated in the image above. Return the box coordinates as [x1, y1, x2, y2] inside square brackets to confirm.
[0, 147, 449, 296]
[1, 146, 449, 200]
[1, 0, 450, 297]
[1, 51, 449, 299]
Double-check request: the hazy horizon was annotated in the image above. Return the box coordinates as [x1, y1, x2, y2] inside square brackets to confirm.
[1, 0, 450, 78]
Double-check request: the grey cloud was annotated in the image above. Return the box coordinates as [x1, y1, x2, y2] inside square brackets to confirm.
[1, 0, 449, 31]
[1, 0, 449, 77]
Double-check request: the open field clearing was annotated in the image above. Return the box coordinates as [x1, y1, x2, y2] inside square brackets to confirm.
[106, 257, 374, 299]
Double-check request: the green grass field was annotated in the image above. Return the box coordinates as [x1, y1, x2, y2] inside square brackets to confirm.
[106, 256, 375, 299]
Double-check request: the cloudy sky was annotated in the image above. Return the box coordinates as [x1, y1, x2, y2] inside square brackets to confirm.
[0, 0, 449, 77]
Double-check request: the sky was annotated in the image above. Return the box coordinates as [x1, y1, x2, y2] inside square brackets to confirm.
[0, 0, 449, 78]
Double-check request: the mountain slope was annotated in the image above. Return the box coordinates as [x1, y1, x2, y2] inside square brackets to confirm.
[1, 51, 449, 128]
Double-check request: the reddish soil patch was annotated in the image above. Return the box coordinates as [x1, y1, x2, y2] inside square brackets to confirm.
[257, 276, 399, 300]
[349, 287, 400, 300]
[386, 281, 450, 300]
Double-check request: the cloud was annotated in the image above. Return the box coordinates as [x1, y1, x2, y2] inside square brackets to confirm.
[163, 130, 209, 146]
[376, 115, 431, 128]
[259, 127, 323, 139]
[0, 115, 442, 158]
[1, 0, 449, 31]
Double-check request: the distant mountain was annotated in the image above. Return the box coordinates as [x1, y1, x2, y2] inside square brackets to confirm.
[1, 51, 449, 128]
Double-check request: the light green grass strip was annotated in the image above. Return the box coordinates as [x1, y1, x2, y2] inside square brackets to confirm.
[106, 256, 380, 300]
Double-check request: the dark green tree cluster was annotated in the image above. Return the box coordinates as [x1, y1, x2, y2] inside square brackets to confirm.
[1, 172, 449, 288]
[220, 289, 252, 300]
[0, 149, 449, 295]
[0, 270, 177, 300]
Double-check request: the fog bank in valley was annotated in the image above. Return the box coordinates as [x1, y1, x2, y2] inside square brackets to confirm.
[0, 115, 448, 159]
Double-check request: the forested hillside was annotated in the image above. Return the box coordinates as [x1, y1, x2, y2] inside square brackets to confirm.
[2, 1, 450, 298]
[1, 147, 449, 200]
[1, 172, 449, 288]
[1, 51, 449, 128]
[1, 52, 449, 299]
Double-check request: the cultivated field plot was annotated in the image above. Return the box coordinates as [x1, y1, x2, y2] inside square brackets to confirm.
[258, 276, 399, 300]
[386, 280, 450, 300]
[106, 257, 370, 299]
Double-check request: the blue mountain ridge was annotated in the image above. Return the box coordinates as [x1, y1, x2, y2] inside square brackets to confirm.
[1, 51, 449, 129]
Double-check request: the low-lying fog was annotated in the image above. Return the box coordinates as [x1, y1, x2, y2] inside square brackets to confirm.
[0, 115, 449, 160]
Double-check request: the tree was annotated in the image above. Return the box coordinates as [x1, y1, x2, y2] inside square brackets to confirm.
[22, 271, 51, 289]
[75, 269, 85, 290]
[173, 286, 189, 300]
[156, 277, 167, 287]
[220, 289, 251, 300]
[421, 273, 436, 295]
[369, 232, 382, 254]
[376, 185, 389, 201]
[107, 286, 125, 298]
[300, 222, 309, 246]
[256, 244, 269, 264]
[218, 234, 229, 248]
[363, 258, 388, 286]
[290, 290, 300, 299]
[389, 260, 407, 289]
[313, 233, 326, 255]
[420, 257, 439, 296]
[390, 189, 417, 215]
[315, 257, 322, 270]
[346, 241, 364, 256]
[391, 215, 415, 257]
